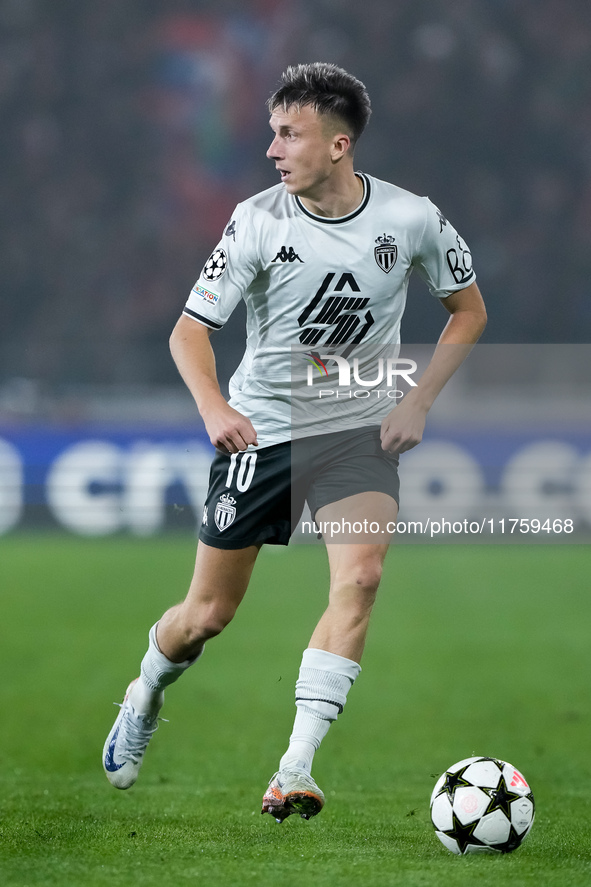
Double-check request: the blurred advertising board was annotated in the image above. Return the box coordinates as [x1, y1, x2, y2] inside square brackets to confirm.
[1, 347, 590, 541]
[0, 424, 589, 541]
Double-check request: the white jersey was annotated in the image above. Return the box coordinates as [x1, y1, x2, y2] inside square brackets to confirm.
[183, 173, 476, 447]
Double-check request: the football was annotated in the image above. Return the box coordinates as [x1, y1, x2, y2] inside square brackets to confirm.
[430, 756, 535, 855]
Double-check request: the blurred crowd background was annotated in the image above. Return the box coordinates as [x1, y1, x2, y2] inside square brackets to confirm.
[1, 0, 590, 405]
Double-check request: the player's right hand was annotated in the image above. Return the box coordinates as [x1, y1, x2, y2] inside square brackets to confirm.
[203, 402, 258, 453]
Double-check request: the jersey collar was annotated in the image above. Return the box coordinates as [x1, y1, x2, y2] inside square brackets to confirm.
[294, 173, 371, 224]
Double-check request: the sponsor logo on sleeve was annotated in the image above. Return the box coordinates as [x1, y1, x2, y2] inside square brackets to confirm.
[446, 234, 474, 284]
[192, 284, 220, 305]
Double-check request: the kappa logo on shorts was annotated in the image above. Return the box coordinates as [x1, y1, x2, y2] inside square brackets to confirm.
[215, 493, 237, 532]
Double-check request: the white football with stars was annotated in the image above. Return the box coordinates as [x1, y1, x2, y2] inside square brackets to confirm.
[430, 756, 535, 855]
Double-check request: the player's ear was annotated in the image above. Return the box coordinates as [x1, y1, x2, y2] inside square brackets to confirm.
[331, 132, 352, 161]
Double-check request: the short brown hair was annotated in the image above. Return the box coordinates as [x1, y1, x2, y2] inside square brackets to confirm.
[268, 62, 372, 147]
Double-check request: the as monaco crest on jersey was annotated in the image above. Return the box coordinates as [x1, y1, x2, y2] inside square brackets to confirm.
[374, 233, 397, 273]
[215, 493, 237, 532]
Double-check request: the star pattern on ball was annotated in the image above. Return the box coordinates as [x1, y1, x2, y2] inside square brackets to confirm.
[476, 756, 504, 772]
[499, 824, 526, 854]
[441, 812, 487, 855]
[485, 775, 523, 819]
[437, 765, 472, 802]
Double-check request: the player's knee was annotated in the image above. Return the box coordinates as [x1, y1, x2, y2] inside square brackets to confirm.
[350, 560, 383, 596]
[332, 559, 383, 603]
[181, 601, 236, 644]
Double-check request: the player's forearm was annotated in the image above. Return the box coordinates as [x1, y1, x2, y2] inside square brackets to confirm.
[170, 315, 258, 451]
[169, 316, 226, 417]
[408, 304, 487, 412]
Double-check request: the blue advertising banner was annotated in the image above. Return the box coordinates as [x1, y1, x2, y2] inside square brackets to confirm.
[1, 423, 590, 539]
[0, 426, 213, 535]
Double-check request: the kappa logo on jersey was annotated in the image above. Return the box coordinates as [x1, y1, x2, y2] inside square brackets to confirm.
[225, 220, 237, 241]
[201, 505, 208, 526]
[374, 234, 397, 273]
[215, 493, 237, 532]
[192, 284, 219, 305]
[436, 209, 448, 233]
[272, 245, 304, 263]
[202, 249, 227, 281]
[446, 234, 474, 284]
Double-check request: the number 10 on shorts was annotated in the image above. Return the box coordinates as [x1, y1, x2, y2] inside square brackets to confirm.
[225, 452, 258, 492]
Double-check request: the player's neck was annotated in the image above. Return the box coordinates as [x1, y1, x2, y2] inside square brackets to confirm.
[298, 170, 364, 219]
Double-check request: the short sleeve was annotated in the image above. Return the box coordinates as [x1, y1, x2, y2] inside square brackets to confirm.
[183, 203, 259, 329]
[413, 198, 476, 298]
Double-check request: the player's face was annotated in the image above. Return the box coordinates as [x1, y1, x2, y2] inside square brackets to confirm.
[267, 104, 344, 198]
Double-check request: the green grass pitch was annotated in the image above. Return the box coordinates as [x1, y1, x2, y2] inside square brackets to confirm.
[1, 536, 591, 886]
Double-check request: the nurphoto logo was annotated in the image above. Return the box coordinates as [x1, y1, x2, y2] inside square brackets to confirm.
[303, 351, 417, 400]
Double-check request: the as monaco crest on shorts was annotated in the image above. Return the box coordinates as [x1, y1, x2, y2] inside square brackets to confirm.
[374, 233, 397, 273]
[214, 493, 237, 532]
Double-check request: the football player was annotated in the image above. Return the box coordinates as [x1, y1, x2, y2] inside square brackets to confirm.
[103, 62, 486, 822]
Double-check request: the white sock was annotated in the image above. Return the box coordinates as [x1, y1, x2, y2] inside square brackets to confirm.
[129, 623, 201, 716]
[279, 647, 361, 774]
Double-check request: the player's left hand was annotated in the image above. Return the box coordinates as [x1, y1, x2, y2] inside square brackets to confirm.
[380, 396, 427, 454]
